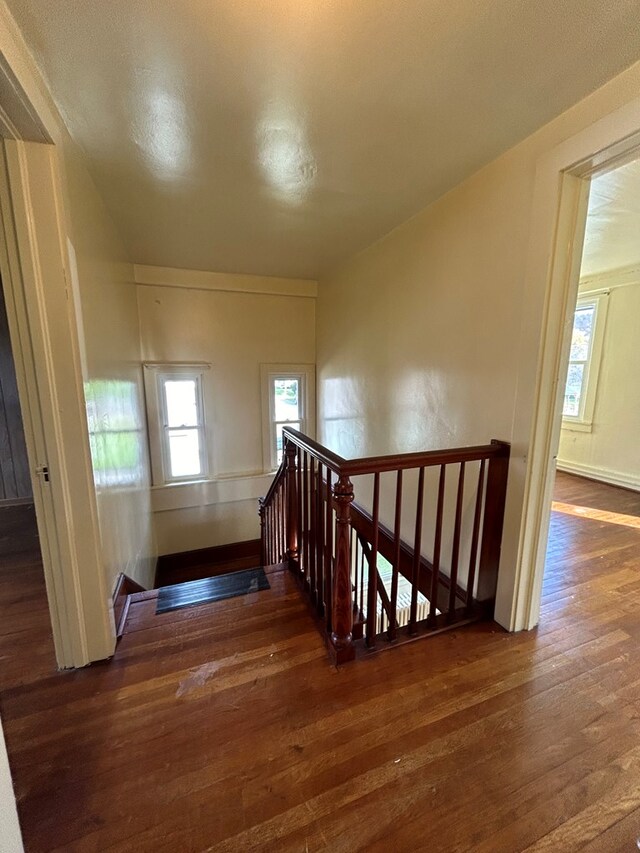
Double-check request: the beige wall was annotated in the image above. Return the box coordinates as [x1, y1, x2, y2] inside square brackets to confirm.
[316, 60, 640, 628]
[137, 276, 316, 554]
[60, 155, 155, 592]
[558, 276, 640, 490]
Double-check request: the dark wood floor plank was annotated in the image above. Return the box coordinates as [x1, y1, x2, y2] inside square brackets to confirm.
[0, 471, 639, 851]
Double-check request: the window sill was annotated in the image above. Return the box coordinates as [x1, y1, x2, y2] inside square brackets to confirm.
[150, 472, 275, 513]
[561, 419, 593, 433]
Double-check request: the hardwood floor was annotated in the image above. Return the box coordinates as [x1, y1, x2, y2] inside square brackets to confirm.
[1, 473, 640, 851]
[0, 504, 55, 690]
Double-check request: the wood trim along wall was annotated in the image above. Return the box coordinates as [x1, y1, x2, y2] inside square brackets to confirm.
[556, 461, 640, 493]
[0, 496, 31, 507]
[134, 264, 318, 298]
[0, 51, 51, 143]
[112, 573, 146, 639]
[155, 538, 262, 588]
[579, 262, 640, 292]
[151, 472, 274, 513]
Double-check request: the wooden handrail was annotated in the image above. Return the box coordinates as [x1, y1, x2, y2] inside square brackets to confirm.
[279, 428, 347, 473]
[261, 459, 286, 506]
[281, 427, 508, 476]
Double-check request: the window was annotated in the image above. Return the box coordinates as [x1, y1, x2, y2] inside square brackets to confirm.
[261, 364, 315, 471]
[143, 364, 209, 485]
[562, 292, 609, 430]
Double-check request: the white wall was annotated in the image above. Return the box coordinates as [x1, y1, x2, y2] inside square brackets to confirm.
[558, 274, 640, 490]
[136, 269, 316, 555]
[61, 158, 155, 592]
[316, 59, 640, 628]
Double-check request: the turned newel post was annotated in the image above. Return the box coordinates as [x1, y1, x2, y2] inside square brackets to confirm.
[285, 438, 299, 566]
[258, 499, 266, 566]
[330, 473, 356, 664]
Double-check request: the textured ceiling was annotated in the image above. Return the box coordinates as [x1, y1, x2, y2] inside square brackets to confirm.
[6, 0, 640, 279]
[582, 158, 640, 277]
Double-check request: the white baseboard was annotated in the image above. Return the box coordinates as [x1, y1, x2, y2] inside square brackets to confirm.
[556, 459, 640, 492]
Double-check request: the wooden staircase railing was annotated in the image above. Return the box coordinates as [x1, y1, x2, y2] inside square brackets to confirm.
[259, 428, 510, 664]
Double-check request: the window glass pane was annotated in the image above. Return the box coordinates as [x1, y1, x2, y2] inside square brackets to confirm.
[274, 378, 299, 421]
[563, 363, 584, 417]
[164, 379, 198, 427]
[168, 428, 201, 477]
[569, 305, 595, 361]
[276, 421, 301, 465]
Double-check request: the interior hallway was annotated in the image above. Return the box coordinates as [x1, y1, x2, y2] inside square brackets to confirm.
[0, 472, 639, 851]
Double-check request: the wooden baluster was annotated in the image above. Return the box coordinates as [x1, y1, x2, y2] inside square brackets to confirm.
[448, 462, 465, 618]
[366, 473, 381, 647]
[273, 488, 280, 563]
[324, 468, 333, 632]
[476, 441, 510, 602]
[360, 541, 365, 617]
[272, 491, 276, 562]
[316, 463, 325, 615]
[282, 480, 286, 561]
[389, 469, 403, 641]
[269, 504, 274, 564]
[330, 473, 355, 664]
[273, 496, 280, 563]
[409, 467, 425, 633]
[278, 486, 284, 562]
[273, 490, 277, 561]
[285, 439, 299, 567]
[259, 500, 265, 566]
[351, 526, 358, 618]
[466, 459, 486, 610]
[309, 457, 317, 602]
[303, 451, 309, 588]
[272, 501, 276, 563]
[429, 465, 446, 623]
[297, 446, 303, 577]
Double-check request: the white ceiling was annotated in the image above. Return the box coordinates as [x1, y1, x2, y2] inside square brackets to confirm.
[6, 0, 640, 279]
[582, 158, 640, 277]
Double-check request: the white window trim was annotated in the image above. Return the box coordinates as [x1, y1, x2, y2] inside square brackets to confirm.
[260, 363, 316, 472]
[562, 290, 609, 432]
[143, 362, 211, 486]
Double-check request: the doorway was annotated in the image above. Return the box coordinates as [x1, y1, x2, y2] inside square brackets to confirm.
[514, 99, 640, 633]
[0, 271, 56, 683]
[542, 156, 640, 608]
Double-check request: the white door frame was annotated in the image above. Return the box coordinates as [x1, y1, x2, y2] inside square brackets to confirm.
[0, 19, 116, 667]
[0, 140, 115, 668]
[511, 96, 640, 632]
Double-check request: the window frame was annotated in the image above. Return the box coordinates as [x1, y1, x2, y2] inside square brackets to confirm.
[261, 364, 316, 472]
[561, 290, 609, 432]
[143, 363, 210, 486]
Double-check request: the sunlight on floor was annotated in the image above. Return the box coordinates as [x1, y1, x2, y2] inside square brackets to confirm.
[552, 500, 640, 530]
